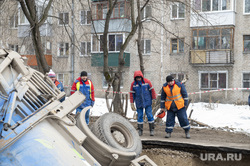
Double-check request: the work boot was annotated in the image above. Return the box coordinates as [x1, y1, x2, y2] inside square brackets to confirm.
[149, 123, 154, 136]
[165, 133, 171, 138]
[185, 130, 190, 139]
[138, 124, 143, 136]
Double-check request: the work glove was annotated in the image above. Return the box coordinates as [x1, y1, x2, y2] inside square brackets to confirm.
[184, 100, 188, 107]
[131, 103, 136, 111]
[152, 99, 156, 108]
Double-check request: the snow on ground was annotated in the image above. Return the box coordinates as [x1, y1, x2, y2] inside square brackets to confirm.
[90, 98, 250, 134]
[186, 102, 250, 134]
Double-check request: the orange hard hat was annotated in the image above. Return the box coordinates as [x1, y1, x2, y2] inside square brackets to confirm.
[156, 111, 165, 118]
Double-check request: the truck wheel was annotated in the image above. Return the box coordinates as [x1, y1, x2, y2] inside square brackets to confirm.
[91, 113, 142, 156]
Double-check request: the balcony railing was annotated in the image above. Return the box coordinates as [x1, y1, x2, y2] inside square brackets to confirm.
[190, 50, 233, 64]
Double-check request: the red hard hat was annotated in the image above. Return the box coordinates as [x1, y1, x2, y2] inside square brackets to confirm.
[156, 111, 165, 118]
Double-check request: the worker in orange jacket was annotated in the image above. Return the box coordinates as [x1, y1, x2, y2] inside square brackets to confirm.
[160, 75, 190, 139]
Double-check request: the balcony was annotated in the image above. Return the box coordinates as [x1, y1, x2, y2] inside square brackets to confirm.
[190, 50, 234, 65]
[91, 0, 131, 33]
[190, 0, 235, 27]
[91, 52, 130, 67]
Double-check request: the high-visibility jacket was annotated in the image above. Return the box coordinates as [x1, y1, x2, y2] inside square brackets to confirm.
[71, 77, 95, 108]
[160, 81, 188, 111]
[163, 84, 184, 110]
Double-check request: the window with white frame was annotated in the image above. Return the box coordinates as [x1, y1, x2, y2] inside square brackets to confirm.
[140, 39, 151, 54]
[59, 13, 69, 25]
[171, 38, 184, 53]
[9, 44, 18, 52]
[170, 73, 185, 81]
[92, 34, 123, 52]
[58, 43, 69, 56]
[57, 73, 65, 85]
[20, 9, 29, 25]
[243, 73, 250, 88]
[193, 0, 232, 12]
[80, 10, 91, 25]
[244, 0, 250, 14]
[141, 5, 152, 20]
[102, 74, 123, 88]
[57, 73, 69, 87]
[171, 2, 185, 19]
[10, 13, 18, 28]
[243, 35, 250, 52]
[200, 71, 227, 89]
[80, 42, 91, 56]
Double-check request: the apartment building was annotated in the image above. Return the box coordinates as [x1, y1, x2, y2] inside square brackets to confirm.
[0, 0, 250, 103]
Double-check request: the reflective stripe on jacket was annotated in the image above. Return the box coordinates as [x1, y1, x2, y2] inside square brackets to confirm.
[76, 80, 92, 99]
[71, 77, 95, 108]
[163, 84, 184, 110]
[129, 71, 156, 108]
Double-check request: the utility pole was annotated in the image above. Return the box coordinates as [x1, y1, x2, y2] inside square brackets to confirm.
[71, 0, 75, 85]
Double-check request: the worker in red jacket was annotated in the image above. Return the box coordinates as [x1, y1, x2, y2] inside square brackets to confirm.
[71, 71, 95, 125]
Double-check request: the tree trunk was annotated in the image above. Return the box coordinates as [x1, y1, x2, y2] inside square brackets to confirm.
[18, 0, 52, 74]
[31, 24, 50, 74]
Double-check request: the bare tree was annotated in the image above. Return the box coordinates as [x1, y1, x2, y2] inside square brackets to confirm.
[17, 0, 53, 74]
[98, 0, 150, 115]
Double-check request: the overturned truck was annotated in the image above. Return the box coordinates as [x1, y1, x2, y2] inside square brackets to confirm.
[0, 49, 156, 166]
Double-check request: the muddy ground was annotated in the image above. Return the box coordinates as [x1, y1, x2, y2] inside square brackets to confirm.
[89, 116, 250, 166]
[133, 122, 250, 166]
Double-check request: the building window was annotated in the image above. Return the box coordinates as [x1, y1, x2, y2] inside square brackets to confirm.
[10, 13, 18, 28]
[141, 5, 152, 20]
[243, 35, 250, 52]
[20, 9, 29, 25]
[243, 73, 250, 88]
[42, 41, 52, 54]
[80, 42, 91, 56]
[192, 28, 233, 50]
[199, 71, 227, 89]
[244, 0, 250, 14]
[9, 44, 18, 52]
[57, 73, 69, 87]
[171, 3, 185, 19]
[80, 10, 91, 25]
[58, 43, 69, 56]
[171, 38, 184, 53]
[170, 73, 185, 81]
[57, 73, 64, 85]
[92, 34, 123, 52]
[59, 13, 69, 25]
[193, 0, 231, 12]
[92, 1, 130, 20]
[140, 39, 151, 54]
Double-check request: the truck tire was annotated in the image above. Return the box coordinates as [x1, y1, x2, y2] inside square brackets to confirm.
[91, 113, 142, 156]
